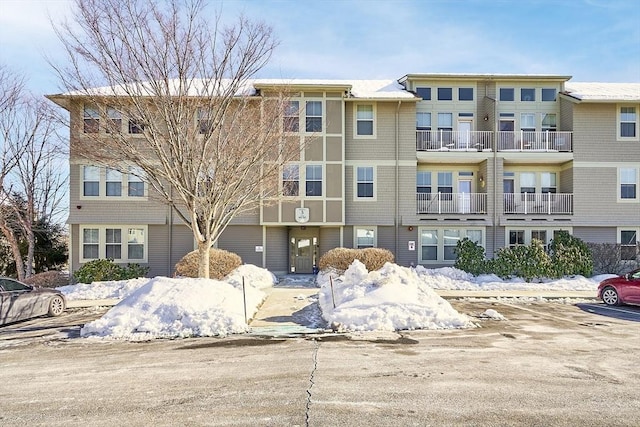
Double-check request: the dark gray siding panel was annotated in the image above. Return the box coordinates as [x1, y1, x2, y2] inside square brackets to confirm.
[148, 225, 170, 277]
[170, 225, 195, 272]
[219, 225, 264, 266]
[319, 227, 340, 257]
[573, 227, 616, 244]
[266, 227, 288, 273]
[377, 226, 396, 254]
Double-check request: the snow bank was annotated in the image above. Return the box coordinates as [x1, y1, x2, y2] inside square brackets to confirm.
[81, 276, 266, 339]
[317, 261, 476, 332]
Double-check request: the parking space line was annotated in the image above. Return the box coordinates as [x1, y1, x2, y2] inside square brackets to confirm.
[582, 303, 640, 316]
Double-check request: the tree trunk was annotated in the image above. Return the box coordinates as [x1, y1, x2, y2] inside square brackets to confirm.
[0, 223, 25, 281]
[197, 240, 211, 279]
[25, 228, 35, 278]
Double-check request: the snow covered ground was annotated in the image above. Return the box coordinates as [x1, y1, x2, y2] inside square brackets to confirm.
[57, 262, 614, 340]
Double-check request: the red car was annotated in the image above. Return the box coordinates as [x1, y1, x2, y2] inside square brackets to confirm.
[598, 268, 640, 306]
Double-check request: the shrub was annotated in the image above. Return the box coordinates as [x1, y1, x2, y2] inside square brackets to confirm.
[174, 248, 242, 279]
[23, 270, 70, 288]
[318, 247, 394, 273]
[548, 231, 593, 277]
[492, 239, 552, 282]
[454, 238, 488, 276]
[588, 242, 640, 275]
[73, 259, 149, 284]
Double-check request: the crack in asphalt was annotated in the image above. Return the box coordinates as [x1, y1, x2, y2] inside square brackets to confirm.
[305, 339, 320, 427]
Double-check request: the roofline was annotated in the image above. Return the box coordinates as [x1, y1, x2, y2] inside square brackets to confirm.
[559, 92, 640, 103]
[398, 73, 573, 83]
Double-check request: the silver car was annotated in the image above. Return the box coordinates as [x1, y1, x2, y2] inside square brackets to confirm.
[0, 277, 66, 325]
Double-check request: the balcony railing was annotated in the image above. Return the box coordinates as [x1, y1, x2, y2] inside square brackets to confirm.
[504, 193, 573, 215]
[416, 130, 493, 151]
[417, 192, 487, 214]
[497, 131, 572, 152]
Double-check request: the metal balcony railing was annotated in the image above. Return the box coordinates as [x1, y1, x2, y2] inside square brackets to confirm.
[416, 130, 493, 151]
[504, 193, 573, 214]
[497, 131, 572, 152]
[417, 192, 487, 214]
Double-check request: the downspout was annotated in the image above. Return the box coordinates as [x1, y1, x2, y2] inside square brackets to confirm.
[168, 186, 173, 276]
[395, 100, 401, 261]
[492, 97, 497, 257]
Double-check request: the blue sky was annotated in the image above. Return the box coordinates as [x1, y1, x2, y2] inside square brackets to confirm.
[1, 0, 639, 96]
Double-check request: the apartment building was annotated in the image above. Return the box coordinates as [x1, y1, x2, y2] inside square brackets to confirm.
[47, 75, 640, 277]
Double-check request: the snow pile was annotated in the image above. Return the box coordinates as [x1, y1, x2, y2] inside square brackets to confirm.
[317, 260, 476, 332]
[58, 277, 149, 300]
[81, 276, 266, 339]
[225, 264, 277, 290]
[481, 309, 506, 320]
[415, 266, 602, 291]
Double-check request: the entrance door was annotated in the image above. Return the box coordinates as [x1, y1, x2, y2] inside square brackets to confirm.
[289, 228, 319, 273]
[458, 180, 472, 213]
[458, 120, 472, 149]
[499, 119, 515, 149]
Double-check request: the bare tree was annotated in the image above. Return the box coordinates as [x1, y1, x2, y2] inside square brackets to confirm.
[50, 0, 299, 278]
[0, 66, 67, 280]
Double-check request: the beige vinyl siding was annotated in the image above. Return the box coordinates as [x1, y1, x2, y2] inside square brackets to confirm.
[345, 165, 396, 224]
[398, 164, 418, 219]
[395, 227, 418, 267]
[559, 97, 573, 131]
[218, 225, 264, 266]
[265, 227, 288, 273]
[573, 227, 617, 244]
[559, 167, 573, 193]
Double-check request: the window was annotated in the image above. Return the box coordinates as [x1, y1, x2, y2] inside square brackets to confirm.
[443, 229, 460, 261]
[83, 166, 100, 196]
[542, 113, 557, 131]
[282, 164, 299, 196]
[420, 229, 438, 261]
[305, 165, 322, 196]
[509, 230, 525, 248]
[356, 104, 374, 136]
[437, 113, 453, 132]
[520, 172, 536, 193]
[620, 230, 638, 261]
[105, 228, 122, 259]
[437, 172, 453, 196]
[128, 228, 145, 260]
[416, 87, 431, 100]
[356, 166, 374, 198]
[521, 88, 535, 102]
[416, 112, 431, 148]
[620, 168, 638, 199]
[305, 101, 322, 132]
[82, 228, 99, 259]
[416, 112, 431, 130]
[105, 168, 122, 197]
[541, 173, 557, 194]
[542, 88, 557, 102]
[417, 171, 431, 194]
[83, 106, 99, 133]
[128, 167, 145, 197]
[458, 88, 473, 101]
[521, 113, 535, 131]
[197, 108, 212, 134]
[620, 107, 637, 138]
[499, 88, 514, 101]
[437, 88, 452, 101]
[284, 101, 299, 132]
[355, 227, 375, 249]
[80, 226, 147, 263]
[128, 119, 145, 134]
[106, 107, 122, 133]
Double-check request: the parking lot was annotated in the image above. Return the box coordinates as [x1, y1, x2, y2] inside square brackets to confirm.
[1, 300, 640, 426]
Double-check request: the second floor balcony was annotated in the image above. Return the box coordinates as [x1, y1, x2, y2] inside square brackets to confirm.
[504, 193, 573, 215]
[497, 131, 572, 152]
[416, 130, 493, 151]
[417, 192, 487, 214]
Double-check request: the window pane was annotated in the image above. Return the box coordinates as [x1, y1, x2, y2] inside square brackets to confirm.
[458, 88, 473, 101]
[106, 228, 121, 243]
[542, 113, 557, 128]
[620, 107, 636, 121]
[437, 113, 452, 127]
[83, 245, 99, 259]
[357, 166, 373, 182]
[437, 88, 452, 101]
[416, 112, 431, 128]
[416, 87, 431, 100]
[106, 245, 121, 259]
[357, 121, 373, 135]
[357, 183, 373, 198]
[357, 105, 373, 120]
[417, 171, 431, 186]
[520, 172, 535, 188]
[83, 228, 99, 243]
[356, 228, 375, 248]
[521, 88, 535, 101]
[128, 182, 144, 197]
[541, 172, 556, 187]
[84, 165, 100, 180]
[128, 228, 145, 260]
[465, 230, 482, 244]
[621, 122, 636, 137]
[106, 182, 122, 196]
[84, 182, 99, 197]
[542, 88, 556, 101]
[421, 230, 437, 245]
[438, 172, 452, 186]
[500, 88, 514, 101]
[510, 230, 524, 245]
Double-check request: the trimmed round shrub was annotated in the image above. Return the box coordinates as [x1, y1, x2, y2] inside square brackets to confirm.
[23, 270, 70, 288]
[174, 248, 242, 279]
[318, 247, 394, 273]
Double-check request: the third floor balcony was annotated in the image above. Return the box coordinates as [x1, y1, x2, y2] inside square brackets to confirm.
[416, 130, 573, 153]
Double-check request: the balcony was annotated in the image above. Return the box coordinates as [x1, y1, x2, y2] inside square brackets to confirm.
[417, 192, 487, 214]
[497, 131, 572, 152]
[504, 193, 573, 215]
[416, 130, 493, 151]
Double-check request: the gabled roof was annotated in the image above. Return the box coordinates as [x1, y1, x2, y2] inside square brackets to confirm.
[562, 82, 640, 102]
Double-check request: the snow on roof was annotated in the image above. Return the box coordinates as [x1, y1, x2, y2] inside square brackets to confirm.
[51, 79, 416, 100]
[563, 82, 640, 102]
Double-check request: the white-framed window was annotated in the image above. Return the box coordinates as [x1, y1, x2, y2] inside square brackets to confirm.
[437, 87, 453, 101]
[284, 101, 299, 132]
[458, 88, 473, 101]
[619, 229, 639, 261]
[83, 165, 100, 197]
[541, 88, 557, 102]
[499, 88, 515, 101]
[521, 113, 535, 132]
[80, 165, 146, 200]
[416, 112, 431, 131]
[416, 87, 431, 100]
[355, 166, 374, 199]
[619, 167, 638, 201]
[521, 88, 535, 102]
[128, 118, 145, 134]
[106, 107, 122, 134]
[437, 113, 453, 132]
[80, 225, 147, 263]
[282, 164, 299, 197]
[417, 171, 431, 195]
[305, 164, 322, 196]
[542, 113, 557, 131]
[541, 172, 557, 194]
[305, 101, 322, 133]
[437, 172, 453, 199]
[355, 104, 375, 137]
[105, 168, 122, 197]
[505, 227, 572, 250]
[354, 227, 376, 249]
[619, 106, 637, 139]
[520, 172, 536, 193]
[83, 105, 99, 133]
[419, 227, 485, 264]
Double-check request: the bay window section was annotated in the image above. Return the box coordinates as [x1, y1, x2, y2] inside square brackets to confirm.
[105, 228, 122, 259]
[105, 168, 122, 196]
[82, 228, 99, 259]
